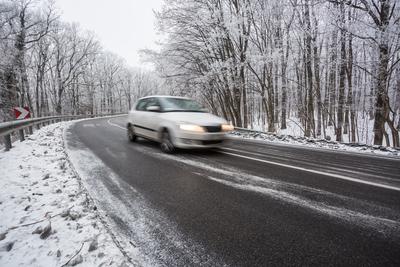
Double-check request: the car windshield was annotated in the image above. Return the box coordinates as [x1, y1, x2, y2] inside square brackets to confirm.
[160, 97, 205, 112]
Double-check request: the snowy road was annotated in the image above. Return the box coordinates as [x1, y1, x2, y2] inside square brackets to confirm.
[65, 116, 400, 266]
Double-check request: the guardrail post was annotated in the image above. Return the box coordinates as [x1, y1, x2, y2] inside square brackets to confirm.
[28, 126, 33, 135]
[36, 123, 40, 130]
[4, 134, 12, 151]
[19, 129, 25, 142]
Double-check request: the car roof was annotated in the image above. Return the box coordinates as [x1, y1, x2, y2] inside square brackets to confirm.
[138, 95, 191, 100]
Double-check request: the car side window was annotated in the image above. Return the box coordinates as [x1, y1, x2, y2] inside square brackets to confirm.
[145, 98, 160, 110]
[136, 99, 148, 111]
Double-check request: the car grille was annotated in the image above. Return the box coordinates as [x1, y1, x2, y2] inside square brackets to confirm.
[204, 125, 222, 132]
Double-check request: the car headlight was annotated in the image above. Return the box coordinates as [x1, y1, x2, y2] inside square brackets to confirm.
[221, 124, 234, 131]
[179, 124, 205, 132]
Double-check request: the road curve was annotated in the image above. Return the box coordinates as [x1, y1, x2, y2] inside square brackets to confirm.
[65, 116, 400, 266]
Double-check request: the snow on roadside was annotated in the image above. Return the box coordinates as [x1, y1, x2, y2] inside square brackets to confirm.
[230, 129, 400, 158]
[0, 122, 127, 266]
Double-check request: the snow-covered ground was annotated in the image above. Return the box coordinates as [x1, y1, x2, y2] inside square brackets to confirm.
[249, 114, 398, 148]
[0, 122, 128, 266]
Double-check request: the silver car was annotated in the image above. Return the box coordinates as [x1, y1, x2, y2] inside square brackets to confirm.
[127, 96, 234, 153]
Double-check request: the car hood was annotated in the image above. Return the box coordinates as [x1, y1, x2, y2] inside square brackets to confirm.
[162, 112, 227, 126]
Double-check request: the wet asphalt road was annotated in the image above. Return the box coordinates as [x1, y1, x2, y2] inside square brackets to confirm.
[66, 116, 400, 266]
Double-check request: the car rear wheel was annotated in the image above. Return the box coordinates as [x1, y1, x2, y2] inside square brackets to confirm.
[160, 130, 174, 153]
[127, 124, 137, 142]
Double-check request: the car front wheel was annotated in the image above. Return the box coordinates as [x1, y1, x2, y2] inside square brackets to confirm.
[160, 130, 175, 153]
[127, 124, 137, 142]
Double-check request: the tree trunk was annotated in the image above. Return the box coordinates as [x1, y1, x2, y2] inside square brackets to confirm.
[328, 29, 338, 126]
[347, 31, 356, 142]
[304, 0, 314, 137]
[0, 67, 18, 121]
[313, 40, 322, 137]
[373, 1, 391, 146]
[336, 2, 346, 142]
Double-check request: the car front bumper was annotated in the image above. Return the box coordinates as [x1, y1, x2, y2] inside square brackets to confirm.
[173, 131, 227, 148]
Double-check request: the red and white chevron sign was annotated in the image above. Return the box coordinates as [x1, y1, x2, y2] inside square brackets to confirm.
[14, 107, 31, 120]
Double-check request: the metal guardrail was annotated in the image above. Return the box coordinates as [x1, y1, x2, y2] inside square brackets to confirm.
[233, 127, 274, 135]
[0, 113, 124, 151]
[233, 126, 400, 151]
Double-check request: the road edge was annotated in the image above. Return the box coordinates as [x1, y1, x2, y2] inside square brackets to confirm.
[62, 116, 136, 266]
[229, 135, 400, 161]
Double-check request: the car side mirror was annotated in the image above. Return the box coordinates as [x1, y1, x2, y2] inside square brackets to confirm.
[146, 105, 161, 112]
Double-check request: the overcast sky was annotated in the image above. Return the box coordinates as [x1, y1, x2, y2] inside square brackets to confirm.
[56, 0, 163, 68]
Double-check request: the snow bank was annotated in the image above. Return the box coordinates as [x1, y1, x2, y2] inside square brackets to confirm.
[231, 129, 400, 157]
[0, 122, 127, 266]
[249, 114, 395, 148]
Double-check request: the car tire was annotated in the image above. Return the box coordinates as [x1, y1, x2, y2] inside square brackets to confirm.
[127, 124, 137, 142]
[160, 130, 175, 153]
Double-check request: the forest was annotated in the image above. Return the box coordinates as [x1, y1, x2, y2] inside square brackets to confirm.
[148, 0, 400, 147]
[0, 0, 160, 121]
[1, 0, 400, 147]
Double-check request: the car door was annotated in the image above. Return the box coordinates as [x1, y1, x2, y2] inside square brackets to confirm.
[132, 98, 149, 137]
[141, 97, 162, 140]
